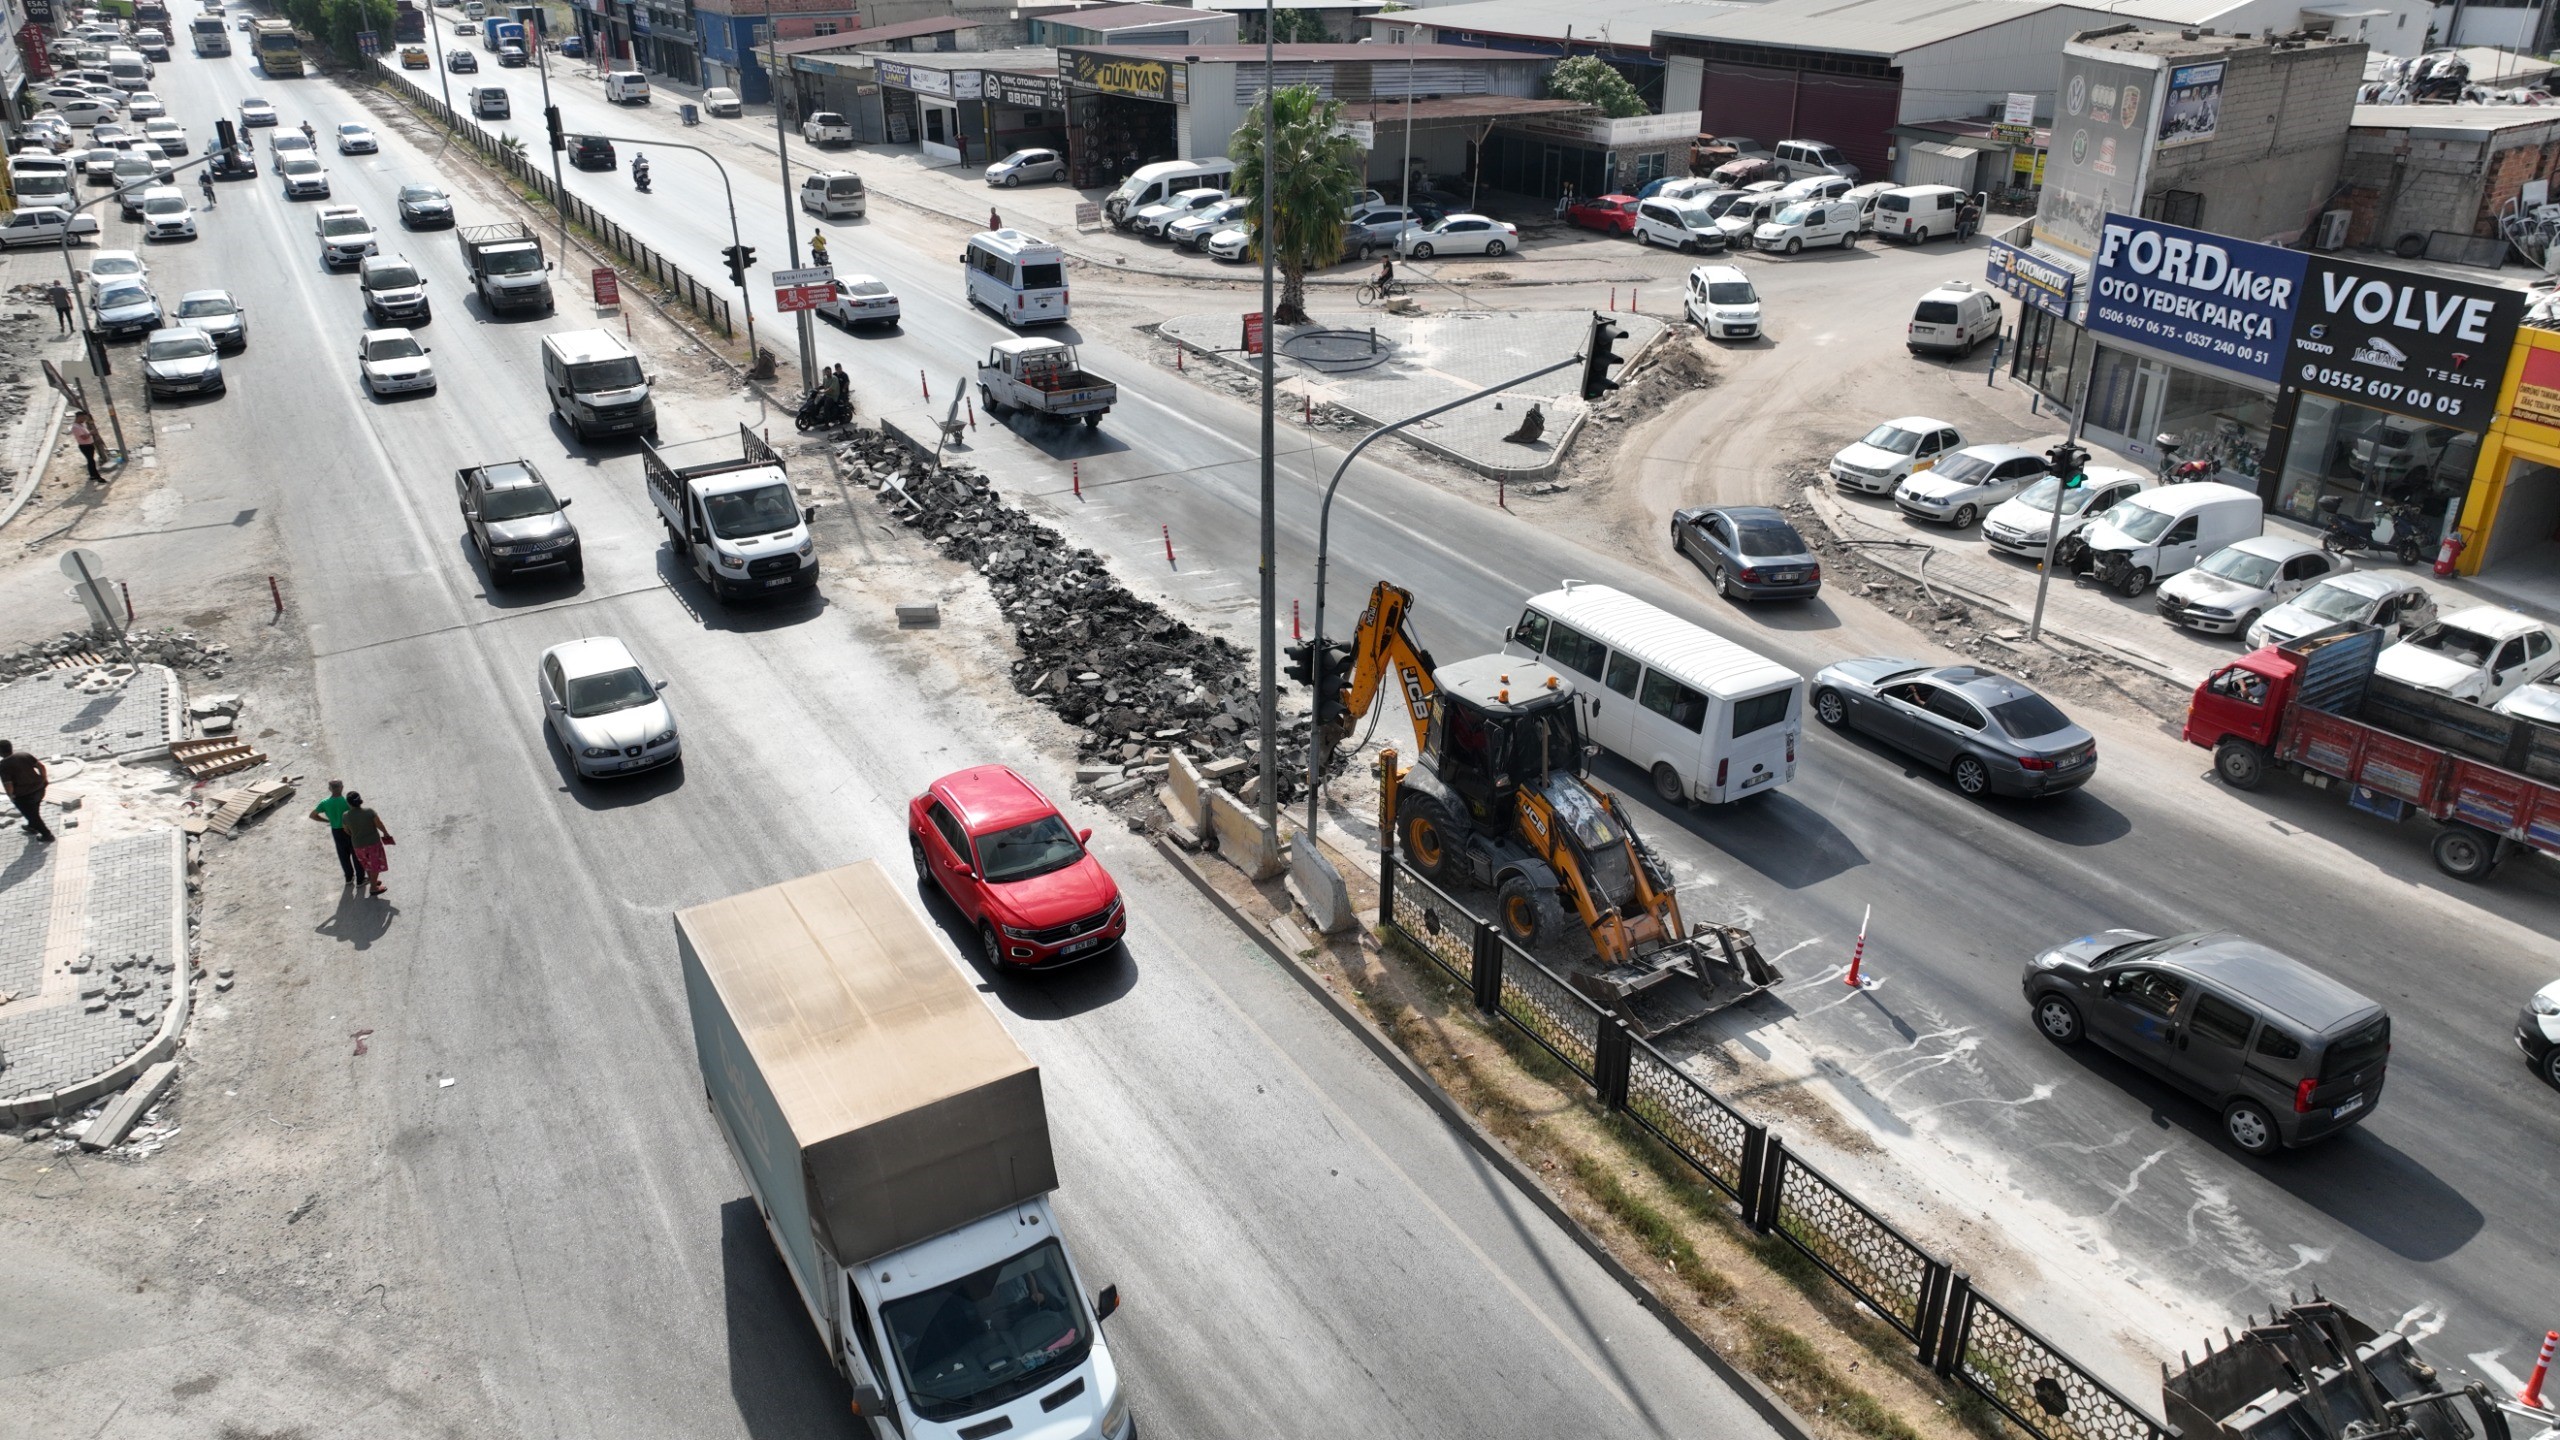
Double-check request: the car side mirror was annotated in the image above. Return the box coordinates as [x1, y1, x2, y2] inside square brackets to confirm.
[1093, 1285, 1120, 1322]
[848, 1383, 888, 1416]
[547, 700, 564, 713]
[557, 497, 572, 507]
[655, 679, 670, 691]
[802, 505, 818, 524]
[1077, 827, 1093, 844]
[422, 346, 432, 353]
[688, 527, 707, 545]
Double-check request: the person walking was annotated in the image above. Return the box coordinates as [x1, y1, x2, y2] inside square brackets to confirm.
[1, 741, 52, 843]
[71, 410, 103, 484]
[341, 792, 394, 897]
[308, 779, 358, 885]
[48, 280, 73, 335]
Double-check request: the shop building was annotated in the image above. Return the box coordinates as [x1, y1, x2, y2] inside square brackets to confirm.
[631, 0, 700, 84]
[2451, 323, 2560, 588]
[1363, 0, 1720, 116]
[873, 48, 1066, 163]
[1029, 3, 1238, 49]
[2339, 104, 2560, 262]
[1888, 116, 2052, 194]
[694, 0, 866, 105]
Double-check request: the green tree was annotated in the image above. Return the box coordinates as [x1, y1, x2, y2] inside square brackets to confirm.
[1269, 8, 1328, 42]
[1228, 85, 1364, 324]
[1544, 55, 1647, 119]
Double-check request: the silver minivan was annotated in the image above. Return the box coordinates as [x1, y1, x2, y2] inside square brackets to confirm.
[2024, 930, 2390, 1156]
[799, 170, 865, 220]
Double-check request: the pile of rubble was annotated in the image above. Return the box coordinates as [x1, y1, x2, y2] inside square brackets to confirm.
[0, 627, 230, 684]
[838, 429, 1315, 804]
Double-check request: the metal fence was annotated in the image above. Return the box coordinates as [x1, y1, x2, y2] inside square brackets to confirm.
[397, 83, 735, 339]
[1377, 851, 2171, 1440]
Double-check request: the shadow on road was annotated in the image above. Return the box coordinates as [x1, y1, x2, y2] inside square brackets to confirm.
[907, 869, 1138, 1019]
[1592, 753, 1866, 889]
[542, 720, 688, 808]
[721, 1196, 854, 1435]
[314, 885, 397, 949]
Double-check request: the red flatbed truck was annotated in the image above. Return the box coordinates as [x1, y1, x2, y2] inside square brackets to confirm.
[2183, 625, 2560, 881]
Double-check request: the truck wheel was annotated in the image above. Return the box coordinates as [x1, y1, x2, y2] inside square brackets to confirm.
[979, 384, 1005, 417]
[1083, 413, 1102, 430]
[2431, 824, 2500, 881]
[1495, 873, 1569, 949]
[1401, 793, 1463, 883]
[1651, 762, 1685, 804]
[2214, 739, 2266, 791]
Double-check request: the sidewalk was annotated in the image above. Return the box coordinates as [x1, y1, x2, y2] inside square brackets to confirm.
[1161, 308, 1669, 478]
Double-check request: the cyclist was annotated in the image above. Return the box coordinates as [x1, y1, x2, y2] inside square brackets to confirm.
[1375, 253, 1396, 295]
[199, 169, 216, 207]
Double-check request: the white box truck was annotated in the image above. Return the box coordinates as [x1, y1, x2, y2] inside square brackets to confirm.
[678, 861, 1133, 1440]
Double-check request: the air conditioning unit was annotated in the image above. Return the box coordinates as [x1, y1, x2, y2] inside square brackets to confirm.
[2315, 208, 2351, 251]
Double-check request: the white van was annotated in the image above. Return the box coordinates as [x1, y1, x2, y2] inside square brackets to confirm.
[1907, 280, 2000, 356]
[963, 228, 1068, 326]
[1876, 184, 1963, 242]
[603, 70, 650, 104]
[1753, 199, 1857, 253]
[1633, 195, 1729, 252]
[1841, 181, 1897, 231]
[1507, 582, 1804, 805]
[798, 170, 865, 220]
[1104, 157, 1234, 226]
[540, 329, 657, 442]
[2073, 481, 2263, 596]
[107, 50, 153, 91]
[471, 85, 510, 119]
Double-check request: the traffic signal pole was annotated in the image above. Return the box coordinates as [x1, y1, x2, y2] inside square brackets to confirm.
[2027, 413, 2092, 643]
[569, 133, 757, 360]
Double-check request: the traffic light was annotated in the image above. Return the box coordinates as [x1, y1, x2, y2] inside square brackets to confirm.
[2043, 440, 2090, 488]
[545, 104, 564, 153]
[1314, 640, 1355, 732]
[1283, 639, 1315, 688]
[1579, 312, 1628, 402]
[215, 119, 238, 154]
[722, 244, 757, 288]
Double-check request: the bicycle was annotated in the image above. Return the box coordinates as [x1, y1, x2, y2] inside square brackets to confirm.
[1356, 278, 1409, 307]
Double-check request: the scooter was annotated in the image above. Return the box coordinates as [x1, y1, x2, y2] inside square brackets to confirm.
[2153, 433, 2216, 484]
[2317, 493, 2427, 564]
[794, 387, 852, 433]
[631, 158, 651, 194]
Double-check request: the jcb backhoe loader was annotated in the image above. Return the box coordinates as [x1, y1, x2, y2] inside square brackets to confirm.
[1310, 582, 1779, 1038]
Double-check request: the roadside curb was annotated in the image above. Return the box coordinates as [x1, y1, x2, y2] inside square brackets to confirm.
[0, 393, 70, 536]
[1799, 482, 2193, 690]
[1152, 834, 1821, 1440]
[1, 828, 192, 1123]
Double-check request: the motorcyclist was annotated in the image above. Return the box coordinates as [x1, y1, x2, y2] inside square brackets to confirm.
[809, 232, 828, 266]
[300, 119, 315, 144]
[631, 151, 650, 189]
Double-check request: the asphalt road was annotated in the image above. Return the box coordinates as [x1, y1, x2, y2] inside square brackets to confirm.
[72, 34, 1801, 1440]
[463, 49, 2560, 1387]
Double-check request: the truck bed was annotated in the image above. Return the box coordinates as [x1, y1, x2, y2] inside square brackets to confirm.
[2279, 682, 2560, 858]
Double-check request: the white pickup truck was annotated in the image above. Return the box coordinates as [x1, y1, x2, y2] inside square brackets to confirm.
[977, 338, 1115, 430]
[798, 111, 853, 145]
[643, 424, 818, 602]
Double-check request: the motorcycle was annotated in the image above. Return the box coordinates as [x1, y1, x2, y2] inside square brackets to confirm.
[631, 158, 651, 194]
[2317, 493, 2426, 564]
[2154, 433, 2217, 484]
[794, 387, 853, 433]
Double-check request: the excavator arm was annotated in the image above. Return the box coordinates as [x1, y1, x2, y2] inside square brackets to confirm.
[1317, 581, 1439, 763]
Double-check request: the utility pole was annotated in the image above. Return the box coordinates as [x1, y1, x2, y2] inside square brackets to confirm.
[520, 7, 570, 266]
[1255, 0, 1280, 842]
[2027, 410, 2092, 643]
[426, 0, 454, 114]
[767, 12, 819, 388]
[1400, 44, 1413, 210]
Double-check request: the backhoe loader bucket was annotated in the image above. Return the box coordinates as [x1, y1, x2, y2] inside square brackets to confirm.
[1569, 922, 1781, 1041]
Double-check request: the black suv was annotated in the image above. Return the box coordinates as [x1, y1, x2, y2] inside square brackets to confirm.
[455, 459, 581, 586]
[569, 135, 615, 172]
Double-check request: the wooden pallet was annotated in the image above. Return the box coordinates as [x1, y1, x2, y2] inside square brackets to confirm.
[202, 778, 295, 837]
[170, 738, 266, 780]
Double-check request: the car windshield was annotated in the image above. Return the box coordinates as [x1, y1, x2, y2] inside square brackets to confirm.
[1673, 205, 1720, 229]
[2101, 502, 2175, 543]
[1859, 424, 1923, 454]
[146, 332, 211, 360]
[364, 334, 422, 362]
[2293, 581, 2374, 622]
[564, 665, 657, 717]
[2198, 548, 2280, 587]
[177, 296, 236, 318]
[144, 195, 182, 213]
[401, 184, 445, 202]
[1775, 204, 1812, 225]
[975, 814, 1084, 883]
[480, 483, 560, 522]
[483, 247, 543, 274]
[2406, 624, 2496, 666]
[97, 283, 148, 307]
[1930, 452, 1995, 485]
[565, 356, 643, 391]
[878, 1239, 1092, 1424]
[322, 215, 368, 235]
[1735, 520, 1804, 557]
[703, 482, 798, 540]
[1703, 192, 1754, 218]
[282, 158, 319, 174]
[1989, 692, 2071, 738]
[91, 256, 142, 276]
[1705, 281, 1755, 304]
[244, 98, 268, 108]
[367, 264, 419, 288]
[2013, 476, 2102, 515]
[2094, 930, 2209, 966]
[337, 125, 365, 137]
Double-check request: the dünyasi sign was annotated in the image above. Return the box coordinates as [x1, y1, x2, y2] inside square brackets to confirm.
[2085, 212, 2521, 429]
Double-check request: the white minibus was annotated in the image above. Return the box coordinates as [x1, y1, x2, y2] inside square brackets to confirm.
[963, 228, 1068, 326]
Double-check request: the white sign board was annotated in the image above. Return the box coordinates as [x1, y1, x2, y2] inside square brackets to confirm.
[773, 266, 835, 288]
[2004, 92, 2037, 126]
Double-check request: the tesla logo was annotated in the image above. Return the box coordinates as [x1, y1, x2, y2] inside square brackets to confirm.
[2450, 352, 2471, 371]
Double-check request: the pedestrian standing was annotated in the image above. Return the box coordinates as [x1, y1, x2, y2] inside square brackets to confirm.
[341, 792, 395, 898]
[828, 363, 850, 413]
[308, 779, 358, 885]
[71, 410, 103, 484]
[1, 741, 52, 843]
[989, 207, 1002, 232]
[48, 281, 73, 335]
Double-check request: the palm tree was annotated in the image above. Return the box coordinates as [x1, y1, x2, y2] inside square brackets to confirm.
[1228, 85, 1363, 325]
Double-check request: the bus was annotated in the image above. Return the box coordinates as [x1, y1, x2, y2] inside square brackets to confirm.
[253, 18, 301, 77]
[963, 229, 1069, 327]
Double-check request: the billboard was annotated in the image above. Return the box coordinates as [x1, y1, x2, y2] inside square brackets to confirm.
[2087, 213, 2305, 385]
[2158, 61, 2223, 148]
[1986, 237, 2075, 316]
[2035, 47, 2162, 260]
[2287, 256, 2522, 431]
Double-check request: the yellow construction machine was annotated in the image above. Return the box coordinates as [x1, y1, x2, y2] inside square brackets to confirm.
[1310, 581, 1779, 1037]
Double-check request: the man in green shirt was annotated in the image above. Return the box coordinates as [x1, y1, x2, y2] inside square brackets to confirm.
[308, 779, 357, 885]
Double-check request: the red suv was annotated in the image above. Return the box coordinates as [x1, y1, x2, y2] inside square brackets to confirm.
[909, 765, 1126, 968]
[1565, 193, 1641, 235]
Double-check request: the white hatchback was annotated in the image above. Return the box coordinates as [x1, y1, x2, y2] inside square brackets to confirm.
[1683, 264, 1760, 341]
[2376, 606, 2560, 705]
[539, 636, 681, 779]
[2245, 570, 2438, 651]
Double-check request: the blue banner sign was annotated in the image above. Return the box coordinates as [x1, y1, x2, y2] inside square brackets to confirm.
[1985, 238, 2075, 316]
[2087, 213, 2305, 384]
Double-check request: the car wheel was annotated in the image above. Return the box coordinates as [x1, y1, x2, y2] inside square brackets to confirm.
[2117, 566, 2152, 598]
[1785, 237, 1802, 255]
[1003, 174, 1019, 187]
[980, 923, 1007, 970]
[910, 835, 937, 890]
[1412, 243, 1434, 259]
[1952, 503, 1978, 530]
[2034, 993, 2083, 1045]
[2223, 1098, 2279, 1156]
[1494, 873, 1568, 948]
[1951, 753, 1992, 798]
[2214, 739, 2267, 791]
[1715, 562, 1737, 599]
[2431, 824, 2501, 881]
[2542, 1045, 2560, 1090]
[2235, 609, 2262, 638]
[1634, 229, 1650, 247]
[558, 727, 582, 780]
[1814, 687, 1848, 728]
[1678, 238, 1696, 254]
[1651, 763, 1685, 804]
[1486, 240, 1507, 256]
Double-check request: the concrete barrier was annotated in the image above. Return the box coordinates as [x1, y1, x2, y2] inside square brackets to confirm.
[1206, 786, 1282, 879]
[1287, 834, 1355, 935]
[1163, 751, 1210, 842]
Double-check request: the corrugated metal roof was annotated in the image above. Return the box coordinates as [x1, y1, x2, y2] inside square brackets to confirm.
[768, 17, 979, 56]
[1058, 2, 1226, 29]
[1657, 0, 2100, 59]
[1082, 41, 1545, 61]
[1369, 0, 1751, 48]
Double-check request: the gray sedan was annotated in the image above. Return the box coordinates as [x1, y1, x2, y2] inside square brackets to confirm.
[1811, 659, 2096, 798]
[1670, 505, 1821, 600]
[172, 289, 247, 351]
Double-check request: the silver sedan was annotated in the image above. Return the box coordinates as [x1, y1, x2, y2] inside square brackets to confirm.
[1812, 659, 2096, 799]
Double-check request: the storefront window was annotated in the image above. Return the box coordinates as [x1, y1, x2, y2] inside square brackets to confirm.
[2010, 306, 2083, 402]
[2275, 392, 2480, 538]
[2082, 344, 2270, 478]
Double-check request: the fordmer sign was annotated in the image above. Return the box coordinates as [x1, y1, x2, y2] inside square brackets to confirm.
[2087, 213, 2305, 385]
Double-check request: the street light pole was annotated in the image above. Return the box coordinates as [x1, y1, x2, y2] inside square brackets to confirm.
[426, 0, 455, 114]
[1304, 353, 1582, 836]
[766, 14, 818, 388]
[2026, 404, 2091, 643]
[1256, 0, 1280, 840]
[52, 165, 222, 462]
[522, 6, 570, 266]
[581, 132, 758, 359]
